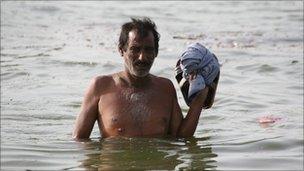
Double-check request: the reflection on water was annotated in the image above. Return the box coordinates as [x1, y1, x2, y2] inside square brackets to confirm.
[78, 137, 217, 170]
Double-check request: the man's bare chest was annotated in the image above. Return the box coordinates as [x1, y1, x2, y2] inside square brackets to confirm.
[98, 87, 172, 136]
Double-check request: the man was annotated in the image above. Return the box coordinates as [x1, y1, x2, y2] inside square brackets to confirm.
[73, 17, 213, 139]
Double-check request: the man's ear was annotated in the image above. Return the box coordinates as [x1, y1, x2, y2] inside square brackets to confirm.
[118, 47, 124, 57]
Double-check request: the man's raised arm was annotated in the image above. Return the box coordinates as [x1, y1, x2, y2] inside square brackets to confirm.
[177, 87, 209, 137]
[169, 82, 209, 138]
[72, 77, 101, 140]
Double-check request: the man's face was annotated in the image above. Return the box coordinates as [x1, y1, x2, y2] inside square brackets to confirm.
[122, 30, 156, 77]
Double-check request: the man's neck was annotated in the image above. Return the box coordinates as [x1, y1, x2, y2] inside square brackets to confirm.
[118, 71, 151, 88]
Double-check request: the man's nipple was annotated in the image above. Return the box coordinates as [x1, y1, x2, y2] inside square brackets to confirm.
[112, 117, 118, 122]
[118, 128, 124, 133]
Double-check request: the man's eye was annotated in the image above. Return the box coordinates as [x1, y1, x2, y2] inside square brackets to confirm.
[145, 47, 155, 53]
[130, 47, 140, 53]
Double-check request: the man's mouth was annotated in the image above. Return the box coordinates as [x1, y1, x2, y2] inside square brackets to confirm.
[135, 61, 152, 68]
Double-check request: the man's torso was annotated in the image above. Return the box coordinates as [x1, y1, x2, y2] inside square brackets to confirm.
[97, 73, 173, 138]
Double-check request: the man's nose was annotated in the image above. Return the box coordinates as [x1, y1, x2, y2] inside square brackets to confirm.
[138, 51, 148, 61]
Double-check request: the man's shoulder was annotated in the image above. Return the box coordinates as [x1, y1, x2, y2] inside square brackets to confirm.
[90, 74, 113, 86]
[150, 75, 175, 91]
[88, 74, 115, 93]
[151, 74, 171, 83]
[92, 74, 114, 83]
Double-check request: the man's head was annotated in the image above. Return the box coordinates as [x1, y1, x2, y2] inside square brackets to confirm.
[118, 17, 160, 77]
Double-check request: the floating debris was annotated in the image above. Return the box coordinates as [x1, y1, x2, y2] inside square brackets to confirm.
[258, 115, 282, 124]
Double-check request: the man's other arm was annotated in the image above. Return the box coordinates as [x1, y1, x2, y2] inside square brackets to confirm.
[72, 77, 101, 140]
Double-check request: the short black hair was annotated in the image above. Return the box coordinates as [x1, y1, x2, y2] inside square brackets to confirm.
[118, 17, 160, 56]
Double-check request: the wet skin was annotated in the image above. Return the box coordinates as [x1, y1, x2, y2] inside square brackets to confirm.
[73, 30, 209, 139]
[97, 73, 174, 137]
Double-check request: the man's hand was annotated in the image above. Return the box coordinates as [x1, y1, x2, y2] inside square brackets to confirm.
[188, 71, 198, 81]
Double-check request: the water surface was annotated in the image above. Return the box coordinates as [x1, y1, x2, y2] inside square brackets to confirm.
[1, 1, 303, 170]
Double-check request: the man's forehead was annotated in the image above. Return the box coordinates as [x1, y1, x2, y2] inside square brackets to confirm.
[128, 30, 154, 45]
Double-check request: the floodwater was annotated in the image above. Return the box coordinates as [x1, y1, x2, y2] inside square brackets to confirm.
[1, 1, 303, 170]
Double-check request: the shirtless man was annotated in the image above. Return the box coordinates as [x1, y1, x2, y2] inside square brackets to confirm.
[72, 17, 211, 139]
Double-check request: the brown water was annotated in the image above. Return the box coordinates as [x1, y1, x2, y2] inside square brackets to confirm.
[1, 1, 303, 170]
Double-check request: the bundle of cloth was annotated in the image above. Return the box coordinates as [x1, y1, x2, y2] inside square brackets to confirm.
[175, 42, 220, 106]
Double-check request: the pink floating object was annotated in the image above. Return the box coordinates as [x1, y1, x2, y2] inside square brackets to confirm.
[259, 116, 282, 124]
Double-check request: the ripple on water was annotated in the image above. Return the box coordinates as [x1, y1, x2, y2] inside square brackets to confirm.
[48, 60, 99, 67]
[2, 112, 74, 122]
[213, 136, 303, 170]
[235, 63, 259, 71]
[17, 53, 50, 59]
[1, 142, 85, 170]
[257, 64, 279, 73]
[219, 77, 237, 85]
[1, 64, 20, 68]
[1, 53, 19, 58]
[30, 5, 61, 13]
[285, 85, 303, 91]
[66, 137, 219, 170]
[102, 61, 120, 71]
[1, 71, 30, 81]
[62, 101, 82, 108]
